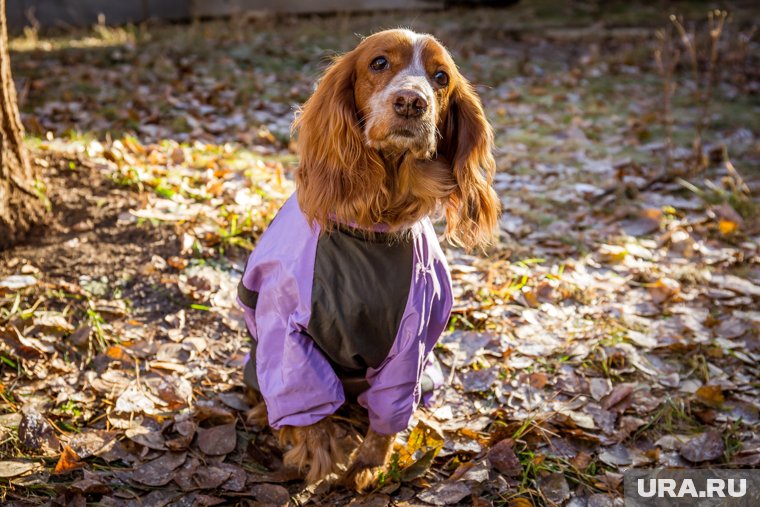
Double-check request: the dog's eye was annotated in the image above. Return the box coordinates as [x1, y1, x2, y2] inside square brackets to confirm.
[433, 71, 449, 87]
[370, 56, 389, 71]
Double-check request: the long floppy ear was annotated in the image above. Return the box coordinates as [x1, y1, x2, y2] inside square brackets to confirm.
[292, 52, 384, 228]
[439, 79, 501, 250]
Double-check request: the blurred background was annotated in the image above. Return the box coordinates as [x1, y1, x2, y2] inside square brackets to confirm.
[7, 0, 522, 31]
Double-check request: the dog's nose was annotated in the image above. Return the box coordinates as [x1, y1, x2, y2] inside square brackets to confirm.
[393, 90, 427, 118]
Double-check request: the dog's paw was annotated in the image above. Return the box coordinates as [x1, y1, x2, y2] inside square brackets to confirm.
[279, 419, 346, 484]
[338, 459, 385, 492]
[245, 403, 268, 428]
[337, 429, 394, 492]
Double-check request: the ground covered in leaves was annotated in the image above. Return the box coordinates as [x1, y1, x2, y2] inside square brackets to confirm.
[2, 2, 760, 506]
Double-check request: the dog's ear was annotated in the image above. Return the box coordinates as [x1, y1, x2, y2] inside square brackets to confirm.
[293, 52, 384, 228]
[439, 78, 501, 250]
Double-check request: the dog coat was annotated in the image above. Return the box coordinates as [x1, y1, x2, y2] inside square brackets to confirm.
[238, 194, 452, 435]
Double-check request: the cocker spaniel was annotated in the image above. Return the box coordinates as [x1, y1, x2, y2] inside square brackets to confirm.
[238, 28, 500, 492]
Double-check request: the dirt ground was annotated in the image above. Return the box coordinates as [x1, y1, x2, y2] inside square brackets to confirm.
[1, 2, 760, 506]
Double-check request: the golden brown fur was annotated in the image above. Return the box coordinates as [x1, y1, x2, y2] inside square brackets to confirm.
[293, 29, 500, 248]
[267, 29, 500, 491]
[278, 419, 347, 484]
[339, 429, 394, 492]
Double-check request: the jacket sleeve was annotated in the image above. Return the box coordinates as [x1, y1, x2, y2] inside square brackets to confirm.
[358, 321, 427, 435]
[257, 314, 345, 428]
[239, 197, 345, 429]
[358, 231, 452, 435]
[359, 264, 452, 434]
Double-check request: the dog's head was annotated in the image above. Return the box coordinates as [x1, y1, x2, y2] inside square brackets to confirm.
[293, 29, 500, 249]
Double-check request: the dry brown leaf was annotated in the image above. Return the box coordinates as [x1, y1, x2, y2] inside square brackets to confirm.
[600, 383, 635, 411]
[537, 472, 571, 504]
[718, 218, 738, 235]
[680, 431, 725, 463]
[571, 451, 592, 470]
[528, 371, 548, 389]
[397, 420, 445, 468]
[131, 452, 187, 486]
[197, 423, 237, 456]
[0, 461, 43, 478]
[487, 438, 522, 477]
[598, 244, 627, 264]
[251, 483, 290, 506]
[54, 445, 83, 475]
[646, 278, 680, 304]
[695, 385, 725, 408]
[18, 407, 60, 456]
[417, 481, 471, 506]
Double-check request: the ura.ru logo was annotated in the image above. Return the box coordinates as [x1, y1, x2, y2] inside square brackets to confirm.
[638, 478, 747, 498]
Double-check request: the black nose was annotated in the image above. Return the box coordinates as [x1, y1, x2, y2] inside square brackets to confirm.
[393, 90, 427, 118]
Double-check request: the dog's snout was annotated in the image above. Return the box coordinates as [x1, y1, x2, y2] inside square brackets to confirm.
[393, 90, 427, 118]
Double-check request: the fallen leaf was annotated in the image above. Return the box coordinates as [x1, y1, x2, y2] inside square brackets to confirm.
[459, 459, 490, 484]
[33, 312, 74, 332]
[600, 383, 635, 411]
[69, 473, 111, 495]
[0, 275, 37, 290]
[175, 463, 232, 491]
[348, 495, 392, 507]
[194, 404, 236, 425]
[527, 371, 548, 389]
[67, 326, 92, 348]
[710, 274, 760, 297]
[251, 483, 290, 505]
[571, 451, 592, 470]
[461, 367, 499, 393]
[588, 493, 616, 507]
[168, 256, 189, 270]
[397, 420, 444, 468]
[54, 445, 83, 474]
[695, 385, 725, 408]
[680, 431, 725, 463]
[487, 438, 522, 477]
[166, 419, 197, 451]
[718, 218, 738, 235]
[400, 447, 440, 482]
[0, 461, 43, 478]
[67, 429, 119, 459]
[587, 404, 616, 434]
[647, 278, 680, 304]
[220, 463, 247, 492]
[197, 423, 237, 456]
[130, 452, 187, 486]
[595, 471, 623, 492]
[18, 407, 60, 456]
[598, 444, 631, 466]
[537, 472, 571, 504]
[598, 244, 627, 264]
[621, 208, 662, 236]
[125, 419, 167, 450]
[417, 481, 471, 506]
[115, 383, 157, 415]
[508, 499, 534, 507]
[217, 392, 250, 411]
[589, 377, 612, 401]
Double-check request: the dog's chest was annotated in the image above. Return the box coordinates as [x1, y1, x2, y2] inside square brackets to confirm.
[307, 227, 414, 375]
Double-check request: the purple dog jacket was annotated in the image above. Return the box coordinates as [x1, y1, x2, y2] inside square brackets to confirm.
[237, 194, 452, 435]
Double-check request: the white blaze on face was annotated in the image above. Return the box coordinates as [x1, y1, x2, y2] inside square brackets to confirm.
[388, 31, 436, 115]
[365, 30, 438, 158]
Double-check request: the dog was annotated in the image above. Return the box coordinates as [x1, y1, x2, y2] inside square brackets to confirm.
[238, 28, 500, 492]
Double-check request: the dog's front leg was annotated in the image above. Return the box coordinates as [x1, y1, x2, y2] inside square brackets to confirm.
[279, 419, 346, 484]
[339, 428, 395, 492]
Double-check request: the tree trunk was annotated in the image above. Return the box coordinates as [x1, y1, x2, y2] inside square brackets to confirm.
[0, 0, 44, 250]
